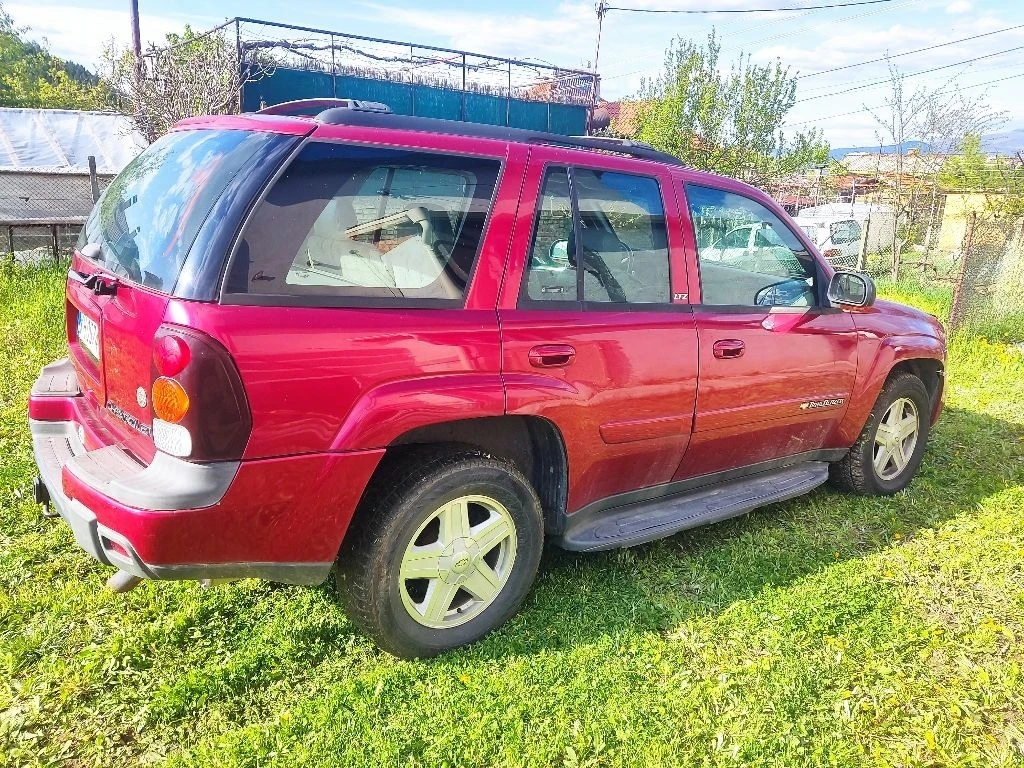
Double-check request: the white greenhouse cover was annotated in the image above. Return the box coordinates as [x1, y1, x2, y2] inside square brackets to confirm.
[0, 108, 147, 175]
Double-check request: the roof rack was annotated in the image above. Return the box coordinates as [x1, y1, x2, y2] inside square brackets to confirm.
[312, 106, 684, 166]
[257, 98, 392, 117]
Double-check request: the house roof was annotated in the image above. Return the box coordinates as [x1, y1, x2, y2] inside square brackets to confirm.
[0, 108, 147, 175]
[841, 151, 944, 176]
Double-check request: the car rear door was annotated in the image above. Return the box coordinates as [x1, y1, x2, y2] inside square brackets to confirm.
[498, 147, 699, 514]
[673, 180, 858, 480]
[68, 129, 292, 463]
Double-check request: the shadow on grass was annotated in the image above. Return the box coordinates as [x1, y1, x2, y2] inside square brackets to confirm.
[459, 404, 1024, 659]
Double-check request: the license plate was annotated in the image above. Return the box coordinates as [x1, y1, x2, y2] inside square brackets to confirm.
[77, 312, 100, 361]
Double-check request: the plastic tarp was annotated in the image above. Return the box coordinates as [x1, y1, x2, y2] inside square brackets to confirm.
[0, 108, 147, 174]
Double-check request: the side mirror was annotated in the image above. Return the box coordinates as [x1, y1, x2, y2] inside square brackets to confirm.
[828, 270, 875, 308]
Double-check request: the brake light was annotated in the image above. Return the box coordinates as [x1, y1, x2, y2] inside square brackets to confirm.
[150, 326, 251, 461]
[823, 248, 842, 260]
[154, 335, 190, 376]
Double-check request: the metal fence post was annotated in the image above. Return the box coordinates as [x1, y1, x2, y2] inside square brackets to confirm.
[857, 215, 871, 272]
[948, 211, 977, 332]
[88, 155, 100, 202]
[460, 53, 466, 122]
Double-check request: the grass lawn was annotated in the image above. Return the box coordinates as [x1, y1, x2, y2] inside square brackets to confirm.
[2, 262, 1023, 767]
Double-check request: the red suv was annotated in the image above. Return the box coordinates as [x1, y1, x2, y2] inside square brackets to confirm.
[29, 101, 946, 657]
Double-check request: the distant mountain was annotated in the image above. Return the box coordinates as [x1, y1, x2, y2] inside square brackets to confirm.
[979, 128, 1024, 156]
[829, 141, 929, 160]
[829, 129, 1024, 160]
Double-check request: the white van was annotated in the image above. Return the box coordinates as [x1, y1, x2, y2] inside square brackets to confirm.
[794, 203, 895, 269]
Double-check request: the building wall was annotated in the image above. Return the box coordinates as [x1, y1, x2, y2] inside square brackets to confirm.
[937, 193, 998, 253]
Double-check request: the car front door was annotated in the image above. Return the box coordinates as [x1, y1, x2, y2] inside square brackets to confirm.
[498, 149, 699, 514]
[673, 181, 859, 480]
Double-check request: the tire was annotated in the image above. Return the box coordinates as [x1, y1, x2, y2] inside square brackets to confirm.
[830, 372, 931, 495]
[336, 449, 544, 658]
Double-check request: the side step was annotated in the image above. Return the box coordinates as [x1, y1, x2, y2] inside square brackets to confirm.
[558, 461, 830, 552]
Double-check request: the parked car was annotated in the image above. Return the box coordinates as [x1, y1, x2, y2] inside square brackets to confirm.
[794, 202, 897, 268]
[28, 101, 946, 657]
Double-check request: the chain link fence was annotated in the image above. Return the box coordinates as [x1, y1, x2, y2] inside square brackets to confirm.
[1, 167, 110, 265]
[948, 213, 1024, 336]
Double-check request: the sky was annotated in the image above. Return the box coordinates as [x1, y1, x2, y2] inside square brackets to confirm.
[5, 0, 1023, 147]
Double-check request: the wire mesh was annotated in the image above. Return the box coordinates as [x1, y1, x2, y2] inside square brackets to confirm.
[1, 171, 110, 264]
[234, 18, 597, 106]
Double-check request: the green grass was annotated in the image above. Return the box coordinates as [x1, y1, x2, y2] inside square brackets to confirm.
[2, 262, 1023, 767]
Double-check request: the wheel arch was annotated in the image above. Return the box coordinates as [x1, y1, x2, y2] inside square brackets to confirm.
[836, 335, 945, 446]
[350, 415, 569, 537]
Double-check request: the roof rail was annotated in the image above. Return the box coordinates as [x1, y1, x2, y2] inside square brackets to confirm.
[313, 108, 684, 166]
[257, 98, 392, 117]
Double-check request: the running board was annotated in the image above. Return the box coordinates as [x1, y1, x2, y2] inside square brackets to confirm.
[557, 461, 830, 552]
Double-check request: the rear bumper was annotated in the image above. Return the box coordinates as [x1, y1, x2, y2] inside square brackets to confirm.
[30, 359, 384, 585]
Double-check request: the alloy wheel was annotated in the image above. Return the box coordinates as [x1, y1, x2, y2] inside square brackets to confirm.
[398, 494, 517, 628]
[873, 397, 920, 481]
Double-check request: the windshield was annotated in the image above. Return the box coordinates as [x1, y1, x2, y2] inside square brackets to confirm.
[77, 129, 283, 292]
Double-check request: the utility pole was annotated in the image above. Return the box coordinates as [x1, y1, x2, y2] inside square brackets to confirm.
[129, 0, 143, 117]
[593, 1, 608, 75]
[588, 1, 608, 135]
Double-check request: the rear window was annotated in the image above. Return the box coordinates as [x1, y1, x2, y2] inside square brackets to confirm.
[77, 129, 284, 292]
[223, 142, 502, 305]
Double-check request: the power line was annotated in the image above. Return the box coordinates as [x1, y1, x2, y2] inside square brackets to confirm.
[796, 23, 1024, 79]
[606, 0, 898, 13]
[785, 70, 1024, 126]
[794, 44, 1024, 102]
[597, 0, 916, 85]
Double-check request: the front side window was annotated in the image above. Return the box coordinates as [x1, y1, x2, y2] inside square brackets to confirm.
[523, 166, 671, 305]
[225, 142, 502, 303]
[686, 184, 817, 308]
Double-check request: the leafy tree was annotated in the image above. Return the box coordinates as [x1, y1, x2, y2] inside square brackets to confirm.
[939, 134, 1024, 213]
[0, 3, 108, 109]
[633, 31, 828, 186]
[103, 25, 275, 142]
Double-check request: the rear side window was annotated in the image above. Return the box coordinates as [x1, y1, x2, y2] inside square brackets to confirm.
[78, 129, 283, 293]
[523, 166, 671, 305]
[225, 142, 502, 305]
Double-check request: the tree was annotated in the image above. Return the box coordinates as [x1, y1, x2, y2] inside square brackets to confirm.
[939, 134, 1024, 214]
[102, 25, 274, 142]
[0, 3, 108, 109]
[633, 31, 829, 187]
[867, 61, 1005, 279]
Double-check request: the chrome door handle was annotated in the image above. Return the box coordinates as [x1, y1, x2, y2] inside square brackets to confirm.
[713, 339, 745, 359]
[529, 344, 576, 368]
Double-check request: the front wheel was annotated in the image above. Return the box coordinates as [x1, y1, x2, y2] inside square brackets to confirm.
[831, 372, 931, 495]
[336, 451, 544, 658]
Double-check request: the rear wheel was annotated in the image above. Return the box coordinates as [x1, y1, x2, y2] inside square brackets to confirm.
[831, 372, 931, 495]
[336, 451, 543, 658]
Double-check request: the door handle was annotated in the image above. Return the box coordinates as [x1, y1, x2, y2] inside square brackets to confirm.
[529, 344, 576, 368]
[713, 339, 745, 359]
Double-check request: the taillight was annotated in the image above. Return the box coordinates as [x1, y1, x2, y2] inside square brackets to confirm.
[154, 335, 190, 376]
[150, 325, 251, 461]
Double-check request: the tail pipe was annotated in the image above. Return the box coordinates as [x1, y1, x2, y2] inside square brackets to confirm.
[107, 570, 143, 593]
